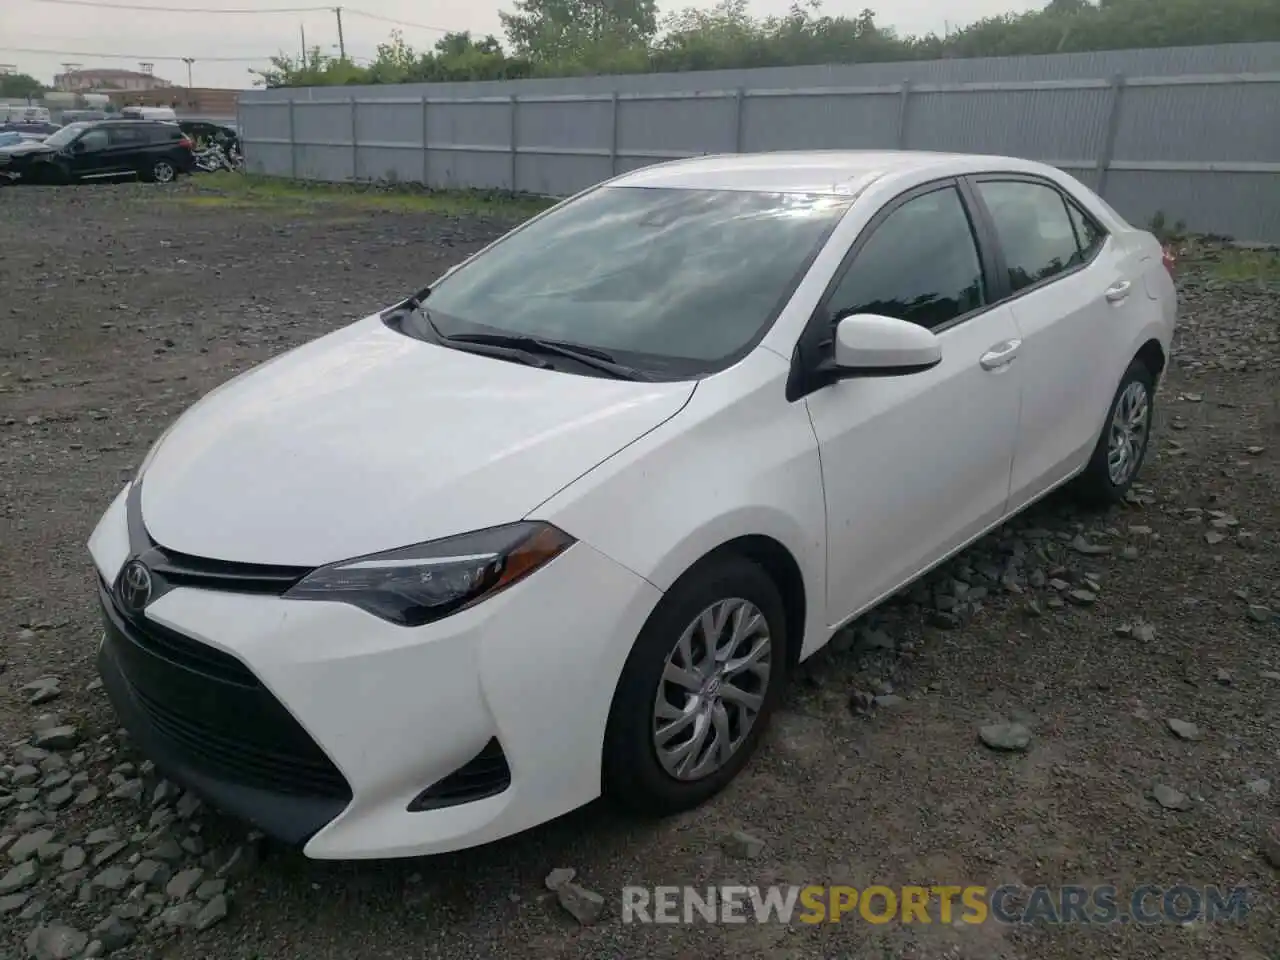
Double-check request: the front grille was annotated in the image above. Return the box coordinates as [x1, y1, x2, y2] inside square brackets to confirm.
[409, 738, 511, 811]
[100, 592, 351, 802]
[100, 578, 256, 687]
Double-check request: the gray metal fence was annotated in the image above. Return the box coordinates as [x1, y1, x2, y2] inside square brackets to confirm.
[238, 42, 1280, 242]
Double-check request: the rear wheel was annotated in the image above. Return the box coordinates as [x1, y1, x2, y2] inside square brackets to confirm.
[145, 159, 177, 184]
[1075, 358, 1155, 504]
[603, 554, 788, 815]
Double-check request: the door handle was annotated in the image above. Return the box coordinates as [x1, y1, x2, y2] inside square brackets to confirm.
[979, 339, 1022, 371]
[1105, 280, 1132, 303]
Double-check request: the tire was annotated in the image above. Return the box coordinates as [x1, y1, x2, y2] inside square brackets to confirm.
[145, 159, 177, 184]
[1074, 358, 1156, 505]
[602, 553, 789, 815]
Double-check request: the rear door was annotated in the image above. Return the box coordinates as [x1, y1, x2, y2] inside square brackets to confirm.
[103, 125, 150, 177]
[966, 175, 1141, 509]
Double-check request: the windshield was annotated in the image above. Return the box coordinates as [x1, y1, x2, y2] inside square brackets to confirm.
[42, 123, 90, 149]
[422, 186, 851, 377]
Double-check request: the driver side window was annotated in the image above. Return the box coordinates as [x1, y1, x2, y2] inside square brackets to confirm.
[77, 130, 109, 152]
[827, 185, 987, 332]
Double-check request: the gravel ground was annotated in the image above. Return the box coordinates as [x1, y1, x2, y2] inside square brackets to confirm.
[1, 181, 1277, 960]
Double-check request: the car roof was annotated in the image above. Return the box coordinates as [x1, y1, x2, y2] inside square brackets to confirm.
[610, 150, 1060, 196]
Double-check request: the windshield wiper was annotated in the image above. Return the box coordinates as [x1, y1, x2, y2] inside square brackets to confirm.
[444, 332, 652, 381]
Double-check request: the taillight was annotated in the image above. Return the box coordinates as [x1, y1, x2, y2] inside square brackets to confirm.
[178, 137, 193, 150]
[1161, 245, 1176, 276]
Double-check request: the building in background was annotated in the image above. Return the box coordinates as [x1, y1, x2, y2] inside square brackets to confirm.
[54, 68, 174, 92]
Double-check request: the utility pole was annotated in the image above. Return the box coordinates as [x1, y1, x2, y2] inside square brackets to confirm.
[182, 57, 194, 88]
[300, 23, 307, 62]
[334, 6, 346, 60]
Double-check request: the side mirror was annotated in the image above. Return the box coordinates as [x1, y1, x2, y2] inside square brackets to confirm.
[832, 313, 942, 374]
[70, 141, 86, 153]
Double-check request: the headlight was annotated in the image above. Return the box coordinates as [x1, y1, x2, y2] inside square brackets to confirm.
[283, 522, 575, 626]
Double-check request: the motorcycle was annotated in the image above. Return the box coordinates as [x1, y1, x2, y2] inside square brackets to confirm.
[193, 141, 244, 174]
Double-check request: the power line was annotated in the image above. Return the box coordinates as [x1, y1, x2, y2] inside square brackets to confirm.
[0, 46, 280, 62]
[25, 0, 330, 13]
[24, 0, 451, 31]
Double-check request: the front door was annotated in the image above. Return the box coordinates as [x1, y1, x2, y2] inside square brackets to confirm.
[67, 127, 111, 179]
[804, 183, 1023, 626]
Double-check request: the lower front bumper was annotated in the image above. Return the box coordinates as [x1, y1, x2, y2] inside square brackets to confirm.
[97, 581, 351, 845]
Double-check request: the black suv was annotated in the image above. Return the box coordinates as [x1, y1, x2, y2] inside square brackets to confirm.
[0, 119, 195, 185]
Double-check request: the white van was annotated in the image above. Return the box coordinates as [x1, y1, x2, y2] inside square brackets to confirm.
[120, 105, 178, 122]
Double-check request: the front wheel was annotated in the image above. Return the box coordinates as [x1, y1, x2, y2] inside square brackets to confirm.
[1075, 358, 1156, 504]
[602, 554, 788, 815]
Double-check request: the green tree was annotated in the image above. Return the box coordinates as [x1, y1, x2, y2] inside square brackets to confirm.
[500, 0, 658, 64]
[0, 73, 44, 100]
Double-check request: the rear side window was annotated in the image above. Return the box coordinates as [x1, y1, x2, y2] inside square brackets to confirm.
[827, 186, 986, 332]
[1066, 200, 1106, 261]
[976, 180, 1081, 293]
[107, 126, 146, 147]
[152, 125, 183, 142]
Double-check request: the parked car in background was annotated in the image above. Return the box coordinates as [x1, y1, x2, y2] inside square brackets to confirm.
[120, 105, 178, 122]
[59, 110, 110, 124]
[178, 119, 239, 152]
[0, 121, 61, 142]
[0, 119, 195, 184]
[88, 150, 1176, 860]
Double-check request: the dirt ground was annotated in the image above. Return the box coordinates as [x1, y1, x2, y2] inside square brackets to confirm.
[1, 179, 1277, 960]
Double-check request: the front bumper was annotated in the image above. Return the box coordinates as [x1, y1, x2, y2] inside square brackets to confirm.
[89, 484, 662, 859]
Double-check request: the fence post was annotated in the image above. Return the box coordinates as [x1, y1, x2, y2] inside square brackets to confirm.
[350, 97, 359, 183]
[287, 99, 297, 180]
[895, 80, 913, 149]
[733, 87, 746, 153]
[1095, 73, 1126, 199]
[427, 94, 437, 189]
[610, 90, 620, 176]
[509, 94, 518, 192]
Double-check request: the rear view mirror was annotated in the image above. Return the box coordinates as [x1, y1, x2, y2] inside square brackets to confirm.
[832, 314, 942, 374]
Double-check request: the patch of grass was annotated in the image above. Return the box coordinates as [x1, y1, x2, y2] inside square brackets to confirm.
[173, 173, 554, 218]
[1208, 247, 1280, 284]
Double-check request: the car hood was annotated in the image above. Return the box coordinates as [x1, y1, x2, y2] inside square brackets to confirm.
[0, 140, 52, 157]
[138, 315, 695, 566]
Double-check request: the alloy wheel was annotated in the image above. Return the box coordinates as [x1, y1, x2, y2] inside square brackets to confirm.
[154, 161, 175, 184]
[651, 597, 772, 782]
[1107, 380, 1150, 486]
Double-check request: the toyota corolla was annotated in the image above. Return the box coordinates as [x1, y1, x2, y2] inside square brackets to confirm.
[89, 150, 1176, 859]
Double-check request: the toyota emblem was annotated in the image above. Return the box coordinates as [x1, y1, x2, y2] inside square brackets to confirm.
[119, 559, 153, 613]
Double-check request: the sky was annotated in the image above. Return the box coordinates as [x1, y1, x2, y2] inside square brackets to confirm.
[1, 0, 1042, 90]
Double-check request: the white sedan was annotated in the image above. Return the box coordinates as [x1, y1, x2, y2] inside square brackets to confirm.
[88, 150, 1176, 860]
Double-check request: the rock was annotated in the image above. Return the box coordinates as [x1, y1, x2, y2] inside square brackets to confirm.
[1204, 531, 1226, 545]
[0, 890, 33, 914]
[74, 786, 100, 806]
[213, 843, 258, 878]
[165, 866, 205, 900]
[1262, 827, 1280, 868]
[1167, 718, 1203, 741]
[159, 901, 201, 928]
[1245, 779, 1271, 797]
[979, 722, 1032, 752]
[0, 858, 40, 894]
[175, 792, 202, 819]
[1152, 784, 1193, 811]
[60, 847, 85, 872]
[92, 865, 133, 892]
[195, 877, 226, 901]
[11, 765, 40, 786]
[21, 678, 62, 705]
[133, 860, 171, 888]
[1246, 605, 1273, 623]
[32, 725, 79, 751]
[1071, 535, 1111, 556]
[108, 779, 144, 802]
[723, 830, 767, 860]
[84, 828, 119, 847]
[873, 694, 905, 708]
[36, 842, 65, 865]
[91, 913, 136, 951]
[193, 893, 228, 931]
[143, 836, 183, 863]
[9, 829, 55, 864]
[556, 881, 606, 925]
[544, 867, 575, 892]
[1132, 621, 1157, 643]
[1067, 589, 1097, 606]
[45, 785, 74, 809]
[152, 781, 181, 808]
[91, 841, 127, 867]
[25, 923, 88, 960]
